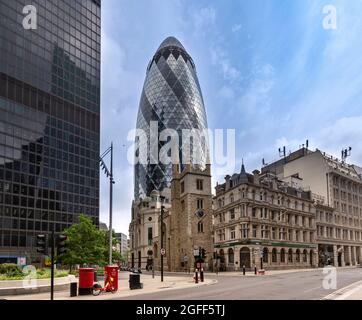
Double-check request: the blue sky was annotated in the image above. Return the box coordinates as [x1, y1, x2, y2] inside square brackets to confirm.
[100, 0, 362, 235]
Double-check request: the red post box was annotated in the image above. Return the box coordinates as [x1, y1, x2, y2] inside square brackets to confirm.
[78, 268, 95, 295]
[104, 266, 119, 292]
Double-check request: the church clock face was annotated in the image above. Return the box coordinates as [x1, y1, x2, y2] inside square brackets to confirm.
[196, 209, 205, 219]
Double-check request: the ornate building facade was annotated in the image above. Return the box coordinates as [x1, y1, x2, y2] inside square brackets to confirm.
[213, 165, 318, 271]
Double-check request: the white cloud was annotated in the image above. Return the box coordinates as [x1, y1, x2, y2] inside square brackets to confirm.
[210, 46, 241, 82]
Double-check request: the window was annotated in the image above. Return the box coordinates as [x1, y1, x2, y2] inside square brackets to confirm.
[241, 223, 248, 238]
[252, 225, 257, 238]
[261, 208, 268, 219]
[230, 193, 234, 203]
[148, 227, 153, 246]
[196, 179, 203, 190]
[252, 207, 257, 218]
[272, 248, 277, 263]
[197, 198, 204, 209]
[197, 221, 204, 233]
[230, 227, 236, 239]
[288, 249, 293, 262]
[271, 227, 276, 239]
[280, 249, 286, 263]
[181, 181, 185, 193]
[261, 225, 269, 239]
[230, 208, 235, 220]
[296, 249, 301, 263]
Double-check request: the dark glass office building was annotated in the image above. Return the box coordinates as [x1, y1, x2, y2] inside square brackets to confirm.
[134, 37, 209, 199]
[0, 0, 100, 264]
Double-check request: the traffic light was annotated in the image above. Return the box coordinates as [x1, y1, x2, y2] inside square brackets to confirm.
[36, 234, 47, 255]
[56, 234, 67, 255]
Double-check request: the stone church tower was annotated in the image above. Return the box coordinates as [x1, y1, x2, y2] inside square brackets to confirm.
[169, 164, 213, 271]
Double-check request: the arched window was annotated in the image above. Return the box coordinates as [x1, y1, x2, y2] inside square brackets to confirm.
[230, 193, 234, 203]
[263, 247, 269, 263]
[280, 248, 285, 263]
[272, 248, 277, 263]
[228, 248, 234, 264]
[303, 249, 308, 262]
[288, 249, 293, 263]
[296, 249, 301, 262]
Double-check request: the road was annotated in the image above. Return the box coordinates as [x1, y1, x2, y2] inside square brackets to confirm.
[118, 268, 362, 300]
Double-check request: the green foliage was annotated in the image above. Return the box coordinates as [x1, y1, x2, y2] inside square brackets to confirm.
[0, 266, 69, 280]
[0, 263, 23, 277]
[61, 214, 107, 267]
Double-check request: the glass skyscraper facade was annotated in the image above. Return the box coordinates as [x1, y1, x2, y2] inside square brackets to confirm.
[0, 0, 100, 263]
[134, 37, 209, 199]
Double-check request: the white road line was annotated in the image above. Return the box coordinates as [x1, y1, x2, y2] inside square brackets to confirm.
[321, 280, 362, 300]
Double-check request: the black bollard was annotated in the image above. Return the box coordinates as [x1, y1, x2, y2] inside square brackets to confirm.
[194, 269, 199, 283]
[243, 265, 246, 275]
[200, 268, 204, 282]
[254, 265, 257, 275]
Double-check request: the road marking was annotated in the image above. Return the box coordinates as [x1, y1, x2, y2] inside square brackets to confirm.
[321, 280, 362, 300]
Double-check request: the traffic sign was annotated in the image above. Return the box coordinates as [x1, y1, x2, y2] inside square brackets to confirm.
[160, 248, 166, 256]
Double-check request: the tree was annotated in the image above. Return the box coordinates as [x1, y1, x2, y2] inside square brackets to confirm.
[100, 229, 122, 265]
[61, 214, 107, 268]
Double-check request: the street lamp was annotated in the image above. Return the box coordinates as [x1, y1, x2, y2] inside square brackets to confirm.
[100, 143, 115, 265]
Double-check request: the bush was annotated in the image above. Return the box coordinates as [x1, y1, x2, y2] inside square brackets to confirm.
[0, 263, 23, 277]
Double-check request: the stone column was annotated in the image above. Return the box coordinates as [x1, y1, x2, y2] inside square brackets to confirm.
[341, 246, 345, 267]
[333, 245, 338, 267]
[234, 247, 240, 271]
[352, 246, 357, 266]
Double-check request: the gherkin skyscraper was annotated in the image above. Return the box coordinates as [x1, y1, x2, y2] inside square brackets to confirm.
[134, 37, 209, 199]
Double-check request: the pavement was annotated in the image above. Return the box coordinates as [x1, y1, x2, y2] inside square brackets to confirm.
[1, 272, 216, 300]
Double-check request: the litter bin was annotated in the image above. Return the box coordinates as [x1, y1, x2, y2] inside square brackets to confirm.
[78, 268, 95, 295]
[129, 273, 143, 290]
[104, 266, 119, 292]
[70, 282, 77, 297]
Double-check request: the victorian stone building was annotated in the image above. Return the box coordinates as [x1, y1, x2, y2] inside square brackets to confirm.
[213, 164, 318, 271]
[262, 147, 362, 267]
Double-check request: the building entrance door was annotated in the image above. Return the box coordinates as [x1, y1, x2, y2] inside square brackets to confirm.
[240, 247, 251, 269]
